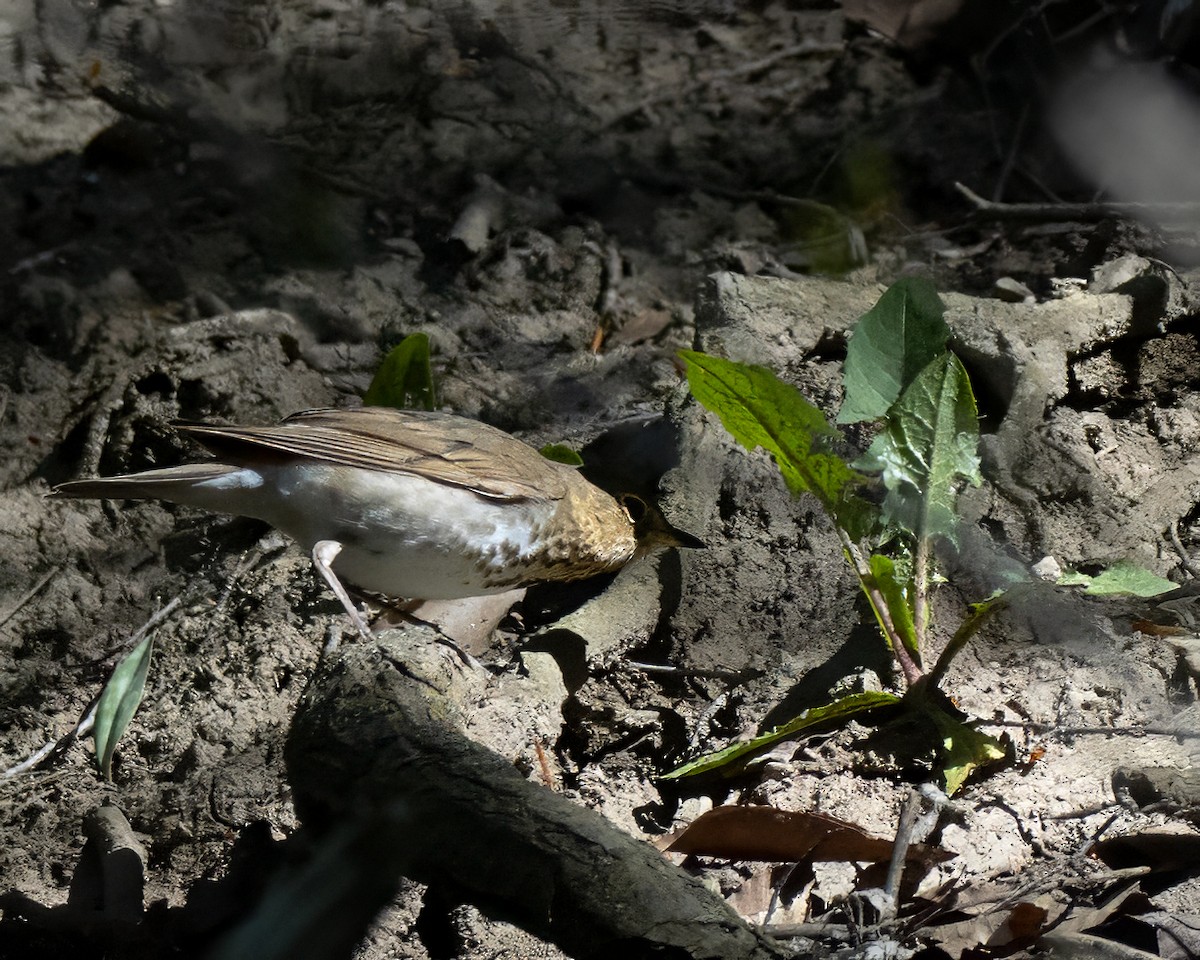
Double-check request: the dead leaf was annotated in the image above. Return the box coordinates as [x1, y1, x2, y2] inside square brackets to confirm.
[610, 307, 674, 346]
[654, 806, 953, 868]
[1139, 912, 1200, 960]
[843, 0, 1023, 56]
[843, 0, 965, 49]
[1093, 831, 1200, 873]
[1039, 930, 1162, 959]
[927, 895, 1062, 956]
[1131, 618, 1189, 637]
[405, 589, 525, 654]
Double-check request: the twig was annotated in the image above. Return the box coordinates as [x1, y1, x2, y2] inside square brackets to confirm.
[0, 566, 61, 632]
[627, 660, 761, 682]
[955, 181, 1200, 223]
[761, 921, 851, 941]
[882, 789, 923, 917]
[882, 784, 948, 923]
[1, 702, 97, 780]
[689, 692, 731, 752]
[1168, 519, 1200, 580]
[1, 596, 182, 780]
[602, 40, 843, 129]
[991, 102, 1029, 201]
[983, 718, 1200, 739]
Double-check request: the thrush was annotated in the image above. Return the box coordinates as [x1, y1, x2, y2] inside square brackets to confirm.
[51, 406, 700, 637]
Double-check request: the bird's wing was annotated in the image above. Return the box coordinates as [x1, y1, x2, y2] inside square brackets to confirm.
[175, 407, 570, 501]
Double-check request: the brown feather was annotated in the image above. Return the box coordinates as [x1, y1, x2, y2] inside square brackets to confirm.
[175, 407, 570, 501]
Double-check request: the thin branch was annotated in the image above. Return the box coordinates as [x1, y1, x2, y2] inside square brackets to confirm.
[1, 702, 97, 780]
[983, 718, 1200, 739]
[1, 596, 181, 780]
[955, 181, 1200, 223]
[602, 40, 843, 129]
[1168, 519, 1200, 580]
[883, 786, 944, 918]
[0, 566, 61, 633]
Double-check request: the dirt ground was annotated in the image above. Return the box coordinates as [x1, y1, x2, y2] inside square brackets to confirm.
[2, 2, 1199, 959]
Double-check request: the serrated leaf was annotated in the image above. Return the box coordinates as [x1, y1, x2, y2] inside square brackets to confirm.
[539, 443, 584, 466]
[662, 691, 902, 779]
[364, 333, 436, 411]
[680, 351, 867, 525]
[838, 278, 949, 424]
[859, 352, 981, 545]
[924, 706, 1006, 795]
[867, 553, 918, 658]
[1061, 561, 1176, 598]
[93, 634, 154, 781]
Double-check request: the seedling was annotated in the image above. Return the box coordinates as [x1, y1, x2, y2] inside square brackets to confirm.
[671, 278, 1171, 792]
[364, 332, 436, 411]
[93, 633, 154, 780]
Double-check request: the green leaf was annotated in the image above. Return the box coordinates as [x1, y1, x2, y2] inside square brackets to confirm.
[1060, 560, 1176, 598]
[838, 278, 949, 424]
[662, 691, 902, 779]
[539, 443, 584, 466]
[364, 333, 436, 411]
[93, 634, 154, 781]
[859, 352, 981, 545]
[680, 350, 867, 525]
[866, 553, 918, 658]
[923, 705, 1006, 795]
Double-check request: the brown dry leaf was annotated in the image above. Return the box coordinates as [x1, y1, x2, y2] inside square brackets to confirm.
[1130, 618, 1189, 637]
[1005, 900, 1050, 941]
[1039, 930, 1162, 959]
[927, 895, 1062, 957]
[843, 0, 1020, 56]
[610, 307, 674, 346]
[653, 805, 953, 867]
[1052, 882, 1146, 938]
[726, 865, 779, 918]
[405, 589, 525, 654]
[1139, 912, 1200, 960]
[842, 0, 965, 49]
[1093, 831, 1200, 873]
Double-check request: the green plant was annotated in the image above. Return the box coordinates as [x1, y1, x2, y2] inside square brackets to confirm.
[670, 278, 1169, 793]
[364, 333, 436, 411]
[93, 633, 154, 780]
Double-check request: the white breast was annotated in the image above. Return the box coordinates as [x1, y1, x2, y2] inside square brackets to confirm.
[230, 463, 558, 599]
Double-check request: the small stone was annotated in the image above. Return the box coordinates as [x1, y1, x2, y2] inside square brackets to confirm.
[1031, 556, 1062, 581]
[993, 276, 1035, 303]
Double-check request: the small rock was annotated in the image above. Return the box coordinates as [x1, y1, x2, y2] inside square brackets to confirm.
[993, 276, 1035, 303]
[1031, 556, 1063, 581]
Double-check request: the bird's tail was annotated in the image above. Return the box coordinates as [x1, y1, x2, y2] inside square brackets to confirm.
[50, 462, 250, 505]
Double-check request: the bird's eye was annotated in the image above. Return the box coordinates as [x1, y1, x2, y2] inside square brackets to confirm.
[620, 494, 647, 524]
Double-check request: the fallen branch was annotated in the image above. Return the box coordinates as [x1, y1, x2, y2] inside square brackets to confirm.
[281, 629, 795, 960]
[954, 181, 1200, 224]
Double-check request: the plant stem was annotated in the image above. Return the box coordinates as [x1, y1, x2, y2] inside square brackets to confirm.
[924, 595, 1007, 693]
[840, 532, 924, 688]
[912, 534, 930, 655]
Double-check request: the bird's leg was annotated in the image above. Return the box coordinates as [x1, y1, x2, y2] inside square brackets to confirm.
[312, 540, 373, 640]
